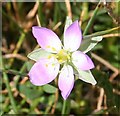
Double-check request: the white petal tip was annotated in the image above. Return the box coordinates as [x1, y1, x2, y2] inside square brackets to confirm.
[91, 81, 97, 85]
[61, 93, 67, 100]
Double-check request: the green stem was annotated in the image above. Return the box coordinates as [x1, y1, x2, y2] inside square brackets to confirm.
[83, 2, 101, 36]
[3, 62, 18, 113]
[8, 32, 26, 68]
[14, 63, 27, 87]
[62, 100, 67, 115]
[38, 1, 43, 26]
[83, 26, 120, 39]
[82, 3, 88, 21]
[2, 69, 27, 77]
[53, 3, 58, 24]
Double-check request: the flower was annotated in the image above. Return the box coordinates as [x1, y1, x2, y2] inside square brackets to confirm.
[28, 20, 97, 100]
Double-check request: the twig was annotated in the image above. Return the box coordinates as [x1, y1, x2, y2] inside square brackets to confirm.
[19, 93, 32, 104]
[12, 1, 20, 22]
[91, 53, 119, 73]
[51, 89, 59, 114]
[83, 26, 120, 39]
[2, 47, 9, 54]
[103, 33, 120, 38]
[34, 108, 41, 114]
[20, 77, 28, 85]
[97, 88, 104, 110]
[111, 80, 119, 85]
[113, 89, 120, 95]
[109, 72, 119, 82]
[103, 94, 107, 111]
[36, 14, 41, 27]
[79, 3, 88, 26]
[3, 54, 28, 61]
[53, 22, 62, 31]
[23, 19, 36, 31]
[2, 38, 8, 52]
[26, 1, 39, 19]
[79, 10, 84, 26]
[65, 0, 72, 19]
[91, 53, 119, 82]
[1, 88, 16, 94]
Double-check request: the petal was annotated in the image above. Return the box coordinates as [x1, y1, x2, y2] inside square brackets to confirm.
[64, 20, 82, 52]
[58, 65, 74, 100]
[72, 51, 94, 70]
[32, 26, 62, 53]
[28, 57, 60, 86]
[78, 70, 97, 85]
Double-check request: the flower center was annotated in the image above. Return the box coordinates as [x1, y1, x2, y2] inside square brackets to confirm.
[57, 49, 70, 63]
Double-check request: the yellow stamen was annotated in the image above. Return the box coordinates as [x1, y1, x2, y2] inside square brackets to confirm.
[57, 49, 71, 63]
[46, 45, 56, 52]
[45, 64, 48, 67]
[52, 47, 56, 51]
[52, 64, 55, 67]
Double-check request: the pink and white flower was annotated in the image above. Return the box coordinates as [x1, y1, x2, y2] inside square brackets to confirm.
[28, 20, 97, 100]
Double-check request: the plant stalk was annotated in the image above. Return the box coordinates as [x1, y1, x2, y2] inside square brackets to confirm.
[2, 61, 18, 113]
[83, 26, 120, 39]
[83, 2, 101, 35]
[8, 32, 26, 68]
[62, 100, 67, 115]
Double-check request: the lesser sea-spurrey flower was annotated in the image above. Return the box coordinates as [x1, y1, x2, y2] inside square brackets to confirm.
[28, 20, 97, 100]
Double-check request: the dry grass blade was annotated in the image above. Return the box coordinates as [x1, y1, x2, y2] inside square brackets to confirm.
[53, 22, 62, 31]
[103, 33, 120, 38]
[97, 88, 104, 110]
[51, 89, 59, 114]
[91, 53, 119, 82]
[26, 1, 39, 19]
[79, 10, 85, 26]
[91, 53, 119, 74]
[3, 54, 28, 61]
[65, 0, 72, 19]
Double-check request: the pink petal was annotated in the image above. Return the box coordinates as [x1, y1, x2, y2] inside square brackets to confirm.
[72, 51, 94, 70]
[32, 26, 62, 53]
[58, 65, 74, 100]
[28, 57, 60, 86]
[64, 20, 82, 52]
